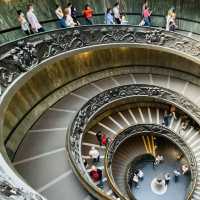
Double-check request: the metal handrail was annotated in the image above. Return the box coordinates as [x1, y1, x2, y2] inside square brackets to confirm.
[0, 24, 199, 101]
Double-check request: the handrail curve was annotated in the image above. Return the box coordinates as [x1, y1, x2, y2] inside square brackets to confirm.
[67, 84, 200, 200]
[0, 25, 200, 97]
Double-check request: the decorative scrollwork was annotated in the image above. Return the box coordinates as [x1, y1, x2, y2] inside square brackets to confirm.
[0, 25, 199, 96]
[0, 166, 45, 200]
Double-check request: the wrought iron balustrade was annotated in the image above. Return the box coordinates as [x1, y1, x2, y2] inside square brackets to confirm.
[0, 25, 200, 96]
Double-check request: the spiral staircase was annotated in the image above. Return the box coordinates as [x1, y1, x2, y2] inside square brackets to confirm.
[0, 23, 200, 200]
[12, 74, 200, 200]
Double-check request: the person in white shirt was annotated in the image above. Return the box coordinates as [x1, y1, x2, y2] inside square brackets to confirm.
[182, 164, 189, 175]
[66, 3, 72, 17]
[55, 4, 66, 28]
[164, 173, 171, 185]
[154, 154, 164, 167]
[121, 15, 128, 25]
[173, 169, 181, 182]
[89, 147, 100, 163]
[136, 169, 144, 179]
[26, 4, 44, 33]
[132, 173, 139, 187]
[113, 2, 121, 24]
[64, 8, 76, 27]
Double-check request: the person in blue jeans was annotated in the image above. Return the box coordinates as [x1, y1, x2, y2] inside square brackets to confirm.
[163, 110, 170, 126]
[105, 8, 115, 25]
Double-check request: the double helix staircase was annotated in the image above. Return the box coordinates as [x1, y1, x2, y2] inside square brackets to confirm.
[10, 72, 200, 200]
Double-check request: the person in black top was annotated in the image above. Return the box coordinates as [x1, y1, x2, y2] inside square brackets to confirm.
[96, 131, 102, 146]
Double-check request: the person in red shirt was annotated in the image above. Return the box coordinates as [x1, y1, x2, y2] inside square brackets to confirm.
[89, 165, 103, 188]
[143, 6, 152, 26]
[83, 4, 94, 25]
[101, 134, 107, 146]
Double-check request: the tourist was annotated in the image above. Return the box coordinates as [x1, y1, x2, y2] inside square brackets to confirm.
[143, 6, 152, 26]
[83, 4, 94, 25]
[154, 154, 164, 167]
[162, 110, 170, 127]
[17, 10, 31, 35]
[89, 146, 100, 163]
[71, 5, 80, 25]
[121, 15, 128, 25]
[166, 8, 173, 31]
[132, 173, 139, 187]
[179, 120, 188, 135]
[64, 8, 76, 27]
[182, 164, 189, 175]
[169, 105, 177, 121]
[90, 165, 103, 188]
[96, 131, 102, 146]
[101, 133, 107, 146]
[65, 3, 72, 16]
[55, 4, 66, 28]
[164, 173, 171, 185]
[136, 169, 144, 180]
[142, 0, 148, 17]
[105, 8, 115, 25]
[83, 159, 88, 168]
[169, 7, 177, 31]
[173, 169, 181, 182]
[26, 4, 45, 33]
[113, 2, 121, 24]
[106, 136, 112, 148]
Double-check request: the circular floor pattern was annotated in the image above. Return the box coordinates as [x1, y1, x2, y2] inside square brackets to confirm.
[151, 177, 167, 195]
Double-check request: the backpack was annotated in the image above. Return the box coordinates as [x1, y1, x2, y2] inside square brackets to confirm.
[91, 171, 100, 182]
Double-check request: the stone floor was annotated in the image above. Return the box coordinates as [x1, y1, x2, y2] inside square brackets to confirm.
[131, 157, 190, 200]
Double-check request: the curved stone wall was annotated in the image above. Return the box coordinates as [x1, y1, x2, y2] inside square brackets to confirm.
[2, 43, 200, 156]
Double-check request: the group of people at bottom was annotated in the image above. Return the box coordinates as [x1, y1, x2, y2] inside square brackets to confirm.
[132, 154, 190, 188]
[83, 131, 112, 188]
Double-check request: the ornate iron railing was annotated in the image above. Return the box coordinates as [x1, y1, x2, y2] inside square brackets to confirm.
[105, 124, 196, 200]
[67, 84, 200, 200]
[0, 25, 200, 96]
